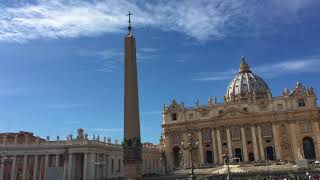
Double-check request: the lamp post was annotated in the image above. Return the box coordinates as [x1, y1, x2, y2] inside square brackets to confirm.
[94, 155, 107, 180]
[306, 171, 311, 180]
[223, 152, 231, 180]
[0, 150, 13, 179]
[181, 133, 199, 180]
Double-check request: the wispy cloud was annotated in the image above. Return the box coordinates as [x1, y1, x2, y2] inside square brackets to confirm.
[193, 56, 320, 81]
[88, 128, 123, 132]
[0, 87, 31, 96]
[0, 0, 317, 42]
[81, 47, 158, 72]
[140, 48, 157, 53]
[141, 110, 162, 115]
[47, 103, 88, 109]
[63, 120, 81, 125]
[192, 69, 236, 81]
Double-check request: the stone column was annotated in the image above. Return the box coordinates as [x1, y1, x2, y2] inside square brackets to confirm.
[216, 129, 223, 164]
[11, 155, 17, 180]
[313, 121, 320, 159]
[272, 124, 281, 160]
[68, 154, 73, 180]
[289, 123, 299, 160]
[182, 133, 189, 168]
[240, 127, 248, 161]
[107, 155, 111, 179]
[63, 155, 68, 180]
[251, 126, 260, 161]
[83, 153, 88, 180]
[226, 128, 232, 156]
[198, 130, 205, 166]
[102, 154, 106, 179]
[0, 156, 4, 180]
[96, 154, 101, 180]
[55, 154, 60, 167]
[44, 154, 49, 180]
[257, 126, 265, 160]
[211, 129, 218, 164]
[32, 155, 39, 180]
[89, 153, 96, 180]
[22, 155, 28, 180]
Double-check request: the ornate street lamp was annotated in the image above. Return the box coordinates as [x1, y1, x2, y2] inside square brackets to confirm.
[0, 150, 12, 163]
[181, 133, 199, 180]
[95, 156, 107, 167]
[306, 171, 312, 180]
[223, 151, 231, 180]
[94, 155, 108, 180]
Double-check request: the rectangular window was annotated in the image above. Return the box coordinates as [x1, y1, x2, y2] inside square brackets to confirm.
[172, 134, 180, 145]
[202, 129, 211, 142]
[260, 106, 267, 111]
[118, 159, 121, 172]
[304, 121, 311, 133]
[188, 113, 194, 119]
[262, 125, 273, 138]
[201, 111, 208, 117]
[111, 159, 114, 173]
[172, 113, 177, 121]
[243, 107, 248, 112]
[231, 127, 241, 140]
[298, 99, 306, 107]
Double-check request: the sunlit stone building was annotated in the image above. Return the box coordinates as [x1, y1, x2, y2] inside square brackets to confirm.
[0, 129, 163, 180]
[162, 57, 319, 171]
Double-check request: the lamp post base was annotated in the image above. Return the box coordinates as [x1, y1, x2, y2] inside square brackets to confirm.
[189, 174, 196, 180]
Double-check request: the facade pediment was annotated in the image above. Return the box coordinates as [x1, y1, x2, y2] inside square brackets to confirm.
[218, 108, 250, 118]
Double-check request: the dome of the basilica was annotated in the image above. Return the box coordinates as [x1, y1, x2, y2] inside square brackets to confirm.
[225, 56, 271, 102]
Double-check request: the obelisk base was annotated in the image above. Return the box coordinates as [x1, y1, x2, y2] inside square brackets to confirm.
[125, 161, 142, 180]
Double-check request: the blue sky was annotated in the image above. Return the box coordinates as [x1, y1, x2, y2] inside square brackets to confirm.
[0, 0, 320, 144]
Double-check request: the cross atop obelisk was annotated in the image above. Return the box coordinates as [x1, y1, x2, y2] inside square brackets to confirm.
[127, 11, 133, 35]
[123, 11, 143, 179]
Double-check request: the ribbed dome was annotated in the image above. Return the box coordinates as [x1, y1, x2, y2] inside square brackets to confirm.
[225, 56, 271, 102]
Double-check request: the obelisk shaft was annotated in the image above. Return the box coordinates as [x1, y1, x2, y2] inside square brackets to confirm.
[124, 35, 140, 139]
[123, 33, 142, 179]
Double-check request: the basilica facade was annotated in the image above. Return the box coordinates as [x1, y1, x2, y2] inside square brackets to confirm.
[162, 57, 320, 171]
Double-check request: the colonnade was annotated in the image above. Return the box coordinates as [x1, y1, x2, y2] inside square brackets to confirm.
[0, 152, 116, 180]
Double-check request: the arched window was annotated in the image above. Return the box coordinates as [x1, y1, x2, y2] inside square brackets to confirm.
[303, 137, 316, 159]
[202, 129, 211, 142]
[303, 121, 311, 133]
[231, 127, 240, 140]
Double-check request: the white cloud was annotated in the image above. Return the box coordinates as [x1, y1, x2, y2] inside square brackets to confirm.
[255, 58, 320, 78]
[47, 103, 88, 109]
[89, 128, 123, 132]
[193, 57, 320, 81]
[63, 120, 81, 125]
[0, 0, 317, 42]
[80, 47, 158, 73]
[140, 48, 157, 53]
[141, 110, 161, 115]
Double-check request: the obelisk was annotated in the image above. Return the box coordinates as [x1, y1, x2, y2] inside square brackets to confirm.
[123, 11, 142, 179]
